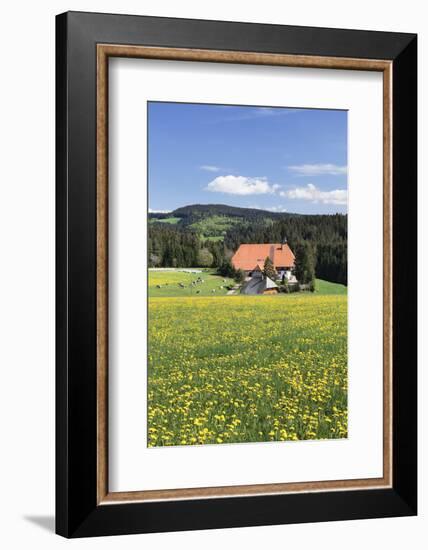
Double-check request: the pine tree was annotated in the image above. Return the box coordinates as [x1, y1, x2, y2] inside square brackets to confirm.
[293, 242, 316, 285]
[263, 256, 277, 280]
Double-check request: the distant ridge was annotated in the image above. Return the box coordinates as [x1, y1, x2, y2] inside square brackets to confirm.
[149, 203, 347, 221]
[156, 203, 300, 220]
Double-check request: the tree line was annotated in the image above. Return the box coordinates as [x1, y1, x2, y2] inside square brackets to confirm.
[148, 213, 347, 285]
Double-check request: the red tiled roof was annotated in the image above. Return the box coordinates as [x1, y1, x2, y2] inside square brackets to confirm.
[231, 243, 295, 271]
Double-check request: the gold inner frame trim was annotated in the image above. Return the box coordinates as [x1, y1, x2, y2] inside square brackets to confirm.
[96, 44, 393, 505]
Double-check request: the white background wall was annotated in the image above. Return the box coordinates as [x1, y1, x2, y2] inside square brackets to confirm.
[0, 1, 425, 548]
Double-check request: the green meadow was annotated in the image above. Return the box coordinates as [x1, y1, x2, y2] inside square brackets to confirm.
[148, 269, 235, 297]
[148, 269, 346, 298]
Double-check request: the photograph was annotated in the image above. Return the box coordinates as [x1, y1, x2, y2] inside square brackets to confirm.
[147, 101, 348, 447]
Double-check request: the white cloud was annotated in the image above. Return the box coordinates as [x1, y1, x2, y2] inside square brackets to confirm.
[148, 208, 171, 214]
[205, 175, 279, 196]
[249, 204, 287, 212]
[287, 163, 347, 176]
[200, 165, 221, 172]
[280, 183, 347, 205]
[265, 205, 288, 213]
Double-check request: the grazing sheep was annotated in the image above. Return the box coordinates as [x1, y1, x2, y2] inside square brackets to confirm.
[219, 286, 223, 289]
[212, 289, 216, 293]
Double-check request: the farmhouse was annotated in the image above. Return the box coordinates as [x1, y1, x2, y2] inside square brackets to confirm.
[240, 265, 279, 295]
[231, 241, 296, 281]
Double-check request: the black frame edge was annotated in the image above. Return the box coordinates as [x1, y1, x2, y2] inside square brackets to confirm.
[56, 10, 100, 538]
[65, 10, 416, 59]
[55, 11, 69, 538]
[71, 489, 415, 538]
[392, 35, 418, 515]
[55, 11, 418, 538]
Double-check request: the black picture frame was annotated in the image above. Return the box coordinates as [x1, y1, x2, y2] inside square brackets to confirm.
[56, 11, 417, 538]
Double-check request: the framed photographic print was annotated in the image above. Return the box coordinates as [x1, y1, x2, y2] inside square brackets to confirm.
[56, 11, 417, 538]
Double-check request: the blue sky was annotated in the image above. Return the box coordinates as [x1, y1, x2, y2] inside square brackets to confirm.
[148, 102, 347, 215]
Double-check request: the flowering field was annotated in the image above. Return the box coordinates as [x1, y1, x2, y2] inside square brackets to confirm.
[148, 293, 347, 447]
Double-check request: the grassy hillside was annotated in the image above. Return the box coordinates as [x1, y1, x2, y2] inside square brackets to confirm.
[148, 269, 235, 297]
[148, 204, 292, 241]
[314, 279, 347, 295]
[190, 215, 242, 241]
[149, 217, 180, 225]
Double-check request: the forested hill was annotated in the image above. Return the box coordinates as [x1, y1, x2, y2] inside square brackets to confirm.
[148, 204, 347, 285]
[172, 204, 298, 221]
[150, 203, 299, 223]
